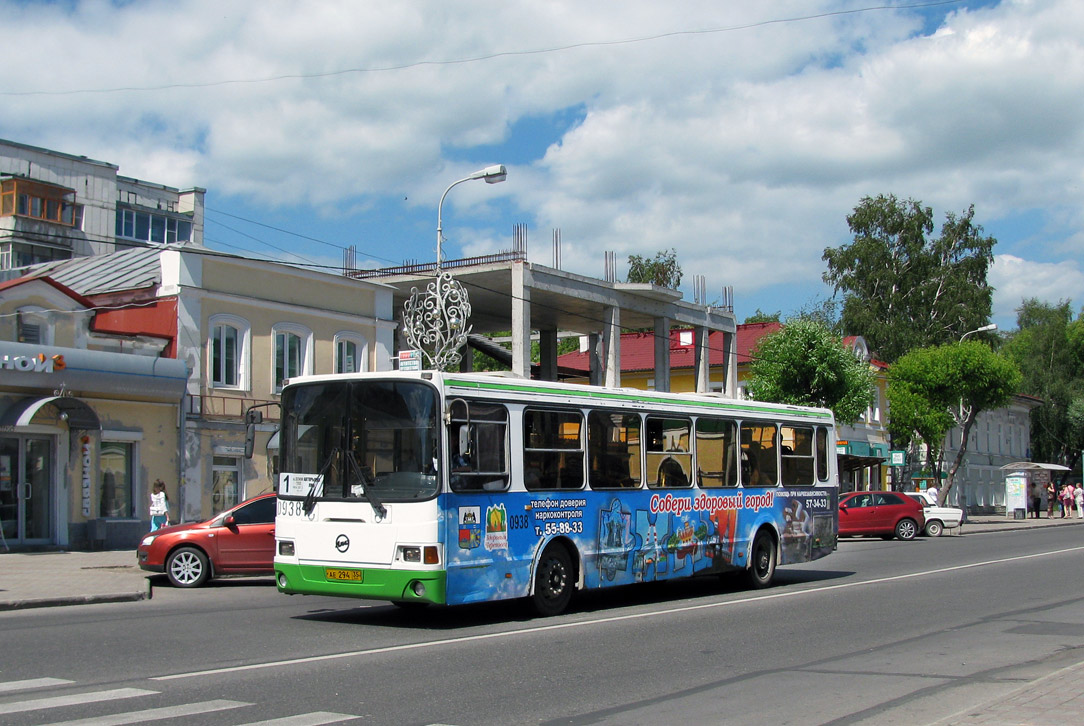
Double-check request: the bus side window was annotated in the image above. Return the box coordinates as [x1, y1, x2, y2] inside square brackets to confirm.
[781, 426, 815, 486]
[646, 416, 692, 489]
[588, 411, 642, 489]
[695, 417, 738, 488]
[523, 408, 584, 491]
[448, 401, 510, 493]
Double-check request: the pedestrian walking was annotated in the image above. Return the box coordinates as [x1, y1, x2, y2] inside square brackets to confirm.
[1047, 481, 1057, 518]
[1075, 483, 1083, 519]
[149, 479, 170, 531]
[1029, 481, 1042, 518]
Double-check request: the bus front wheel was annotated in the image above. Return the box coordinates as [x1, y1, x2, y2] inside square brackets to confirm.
[745, 531, 776, 589]
[532, 544, 573, 616]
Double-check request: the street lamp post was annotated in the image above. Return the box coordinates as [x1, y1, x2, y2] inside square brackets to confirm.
[403, 164, 507, 371]
[960, 323, 997, 341]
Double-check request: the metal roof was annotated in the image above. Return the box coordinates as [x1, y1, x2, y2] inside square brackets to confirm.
[30, 247, 162, 296]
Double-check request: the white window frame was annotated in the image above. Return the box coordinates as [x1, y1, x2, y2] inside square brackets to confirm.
[272, 322, 313, 393]
[99, 430, 142, 520]
[208, 314, 250, 391]
[333, 331, 369, 374]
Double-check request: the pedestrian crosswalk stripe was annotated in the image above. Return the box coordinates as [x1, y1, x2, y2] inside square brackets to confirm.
[0, 678, 75, 693]
[0, 687, 156, 715]
[40, 699, 250, 726]
[236, 713, 357, 726]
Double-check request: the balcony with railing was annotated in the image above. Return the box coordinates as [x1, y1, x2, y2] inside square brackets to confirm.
[186, 393, 280, 422]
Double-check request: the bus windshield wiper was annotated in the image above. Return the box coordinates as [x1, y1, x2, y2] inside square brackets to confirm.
[302, 447, 338, 515]
[346, 451, 387, 520]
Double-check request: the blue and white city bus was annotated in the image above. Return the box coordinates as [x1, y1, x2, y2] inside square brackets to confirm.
[270, 371, 839, 615]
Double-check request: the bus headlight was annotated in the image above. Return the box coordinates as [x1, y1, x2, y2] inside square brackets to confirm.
[400, 546, 420, 562]
[278, 540, 295, 556]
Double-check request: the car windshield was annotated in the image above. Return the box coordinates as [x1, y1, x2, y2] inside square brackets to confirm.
[279, 380, 440, 502]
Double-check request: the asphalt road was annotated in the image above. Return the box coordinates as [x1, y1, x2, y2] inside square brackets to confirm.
[2, 527, 1083, 725]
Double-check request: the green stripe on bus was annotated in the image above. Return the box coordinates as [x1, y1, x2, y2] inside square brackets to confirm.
[275, 563, 447, 604]
[444, 378, 833, 419]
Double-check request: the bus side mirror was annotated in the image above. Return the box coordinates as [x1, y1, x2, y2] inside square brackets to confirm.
[244, 409, 263, 459]
[459, 425, 471, 458]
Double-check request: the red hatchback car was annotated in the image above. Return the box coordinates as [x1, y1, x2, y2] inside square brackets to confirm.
[838, 490, 926, 541]
[137, 493, 277, 587]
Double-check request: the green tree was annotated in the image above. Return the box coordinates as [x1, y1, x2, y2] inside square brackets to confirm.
[823, 195, 996, 362]
[1003, 299, 1084, 479]
[746, 318, 874, 424]
[627, 248, 682, 288]
[743, 309, 780, 324]
[887, 341, 1021, 504]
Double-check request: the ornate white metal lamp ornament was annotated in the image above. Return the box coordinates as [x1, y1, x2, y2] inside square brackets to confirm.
[403, 271, 473, 371]
[402, 164, 507, 371]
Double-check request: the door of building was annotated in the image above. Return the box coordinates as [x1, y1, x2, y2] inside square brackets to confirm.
[0, 436, 55, 547]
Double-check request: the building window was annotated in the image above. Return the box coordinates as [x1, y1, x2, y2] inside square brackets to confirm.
[334, 332, 368, 374]
[272, 323, 312, 392]
[211, 456, 240, 514]
[16, 306, 53, 345]
[0, 179, 77, 225]
[99, 441, 135, 518]
[115, 206, 192, 244]
[208, 315, 249, 390]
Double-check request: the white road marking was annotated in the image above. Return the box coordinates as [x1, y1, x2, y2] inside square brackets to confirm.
[40, 699, 249, 725]
[0, 688, 156, 715]
[0, 678, 74, 693]
[237, 712, 358, 725]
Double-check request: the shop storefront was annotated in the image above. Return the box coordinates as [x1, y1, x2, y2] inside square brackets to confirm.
[0, 342, 187, 550]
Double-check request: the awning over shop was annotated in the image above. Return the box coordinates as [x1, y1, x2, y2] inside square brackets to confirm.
[0, 395, 101, 430]
[837, 453, 886, 473]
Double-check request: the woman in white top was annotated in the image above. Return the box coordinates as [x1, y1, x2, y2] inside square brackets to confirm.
[1074, 483, 1083, 519]
[149, 479, 169, 531]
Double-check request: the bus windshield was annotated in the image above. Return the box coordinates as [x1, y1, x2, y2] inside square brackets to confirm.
[279, 379, 440, 502]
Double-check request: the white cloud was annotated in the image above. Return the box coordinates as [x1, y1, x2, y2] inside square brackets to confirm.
[989, 254, 1084, 325]
[2, 1, 1082, 328]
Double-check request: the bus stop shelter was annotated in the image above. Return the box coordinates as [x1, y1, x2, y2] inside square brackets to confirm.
[1000, 461, 1071, 519]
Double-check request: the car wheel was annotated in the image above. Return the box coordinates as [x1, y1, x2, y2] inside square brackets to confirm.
[531, 544, 574, 616]
[166, 546, 210, 588]
[895, 519, 918, 541]
[924, 520, 944, 537]
[746, 530, 777, 589]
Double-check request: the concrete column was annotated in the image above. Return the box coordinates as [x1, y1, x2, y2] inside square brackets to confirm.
[539, 327, 558, 381]
[589, 333, 603, 386]
[694, 326, 710, 393]
[604, 306, 621, 388]
[723, 330, 737, 397]
[511, 262, 532, 379]
[654, 316, 671, 392]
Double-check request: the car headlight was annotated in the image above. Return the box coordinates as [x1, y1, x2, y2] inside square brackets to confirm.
[140, 535, 157, 547]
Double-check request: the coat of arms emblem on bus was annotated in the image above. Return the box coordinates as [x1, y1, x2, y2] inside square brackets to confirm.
[458, 506, 481, 549]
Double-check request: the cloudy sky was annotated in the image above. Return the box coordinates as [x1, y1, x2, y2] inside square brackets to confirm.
[3, 0, 1082, 332]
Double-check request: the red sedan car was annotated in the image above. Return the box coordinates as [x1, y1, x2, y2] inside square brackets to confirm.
[137, 493, 277, 587]
[838, 490, 926, 541]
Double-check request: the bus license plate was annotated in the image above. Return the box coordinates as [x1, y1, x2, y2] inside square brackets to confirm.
[325, 568, 363, 582]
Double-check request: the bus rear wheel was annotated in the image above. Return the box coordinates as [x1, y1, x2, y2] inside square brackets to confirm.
[745, 531, 776, 589]
[532, 544, 573, 616]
